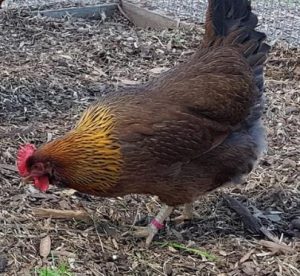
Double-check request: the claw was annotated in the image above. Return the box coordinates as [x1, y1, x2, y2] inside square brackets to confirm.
[132, 226, 157, 247]
[173, 214, 193, 223]
[132, 226, 151, 238]
[173, 203, 199, 223]
[131, 205, 174, 247]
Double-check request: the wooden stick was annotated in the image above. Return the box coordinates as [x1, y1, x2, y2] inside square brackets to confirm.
[258, 240, 294, 254]
[223, 194, 289, 246]
[223, 194, 262, 235]
[32, 208, 91, 222]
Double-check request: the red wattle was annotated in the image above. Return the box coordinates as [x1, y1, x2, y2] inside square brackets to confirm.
[34, 175, 49, 192]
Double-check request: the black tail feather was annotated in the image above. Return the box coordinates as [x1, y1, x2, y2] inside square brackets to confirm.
[204, 0, 270, 68]
[204, 0, 270, 127]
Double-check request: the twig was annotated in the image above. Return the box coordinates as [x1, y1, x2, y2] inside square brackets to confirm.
[223, 195, 290, 247]
[0, 164, 18, 172]
[223, 194, 262, 235]
[80, 202, 105, 253]
[92, 218, 105, 253]
[32, 208, 92, 222]
[0, 125, 34, 139]
[258, 240, 294, 254]
[118, 2, 132, 23]
[260, 226, 281, 244]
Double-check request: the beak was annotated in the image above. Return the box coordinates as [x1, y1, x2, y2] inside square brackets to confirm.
[22, 175, 34, 184]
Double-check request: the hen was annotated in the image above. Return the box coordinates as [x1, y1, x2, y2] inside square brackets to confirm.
[17, 0, 269, 246]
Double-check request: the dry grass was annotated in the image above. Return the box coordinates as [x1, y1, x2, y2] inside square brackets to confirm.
[0, 9, 299, 276]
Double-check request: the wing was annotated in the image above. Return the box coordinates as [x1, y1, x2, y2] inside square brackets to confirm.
[118, 104, 230, 171]
[113, 46, 255, 171]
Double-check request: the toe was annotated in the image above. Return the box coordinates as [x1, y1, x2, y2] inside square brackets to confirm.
[131, 226, 157, 246]
[132, 226, 150, 238]
[173, 215, 191, 223]
[145, 232, 155, 247]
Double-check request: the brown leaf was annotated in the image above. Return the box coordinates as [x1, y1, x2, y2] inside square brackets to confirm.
[115, 78, 141, 85]
[166, 39, 172, 51]
[258, 240, 294, 254]
[239, 249, 255, 264]
[149, 67, 169, 74]
[294, 65, 300, 76]
[0, 255, 8, 273]
[60, 189, 77, 197]
[39, 235, 51, 258]
[163, 261, 173, 276]
[241, 262, 256, 275]
[290, 218, 300, 230]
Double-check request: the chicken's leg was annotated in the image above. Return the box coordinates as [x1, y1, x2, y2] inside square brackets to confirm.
[133, 205, 174, 246]
[173, 203, 200, 223]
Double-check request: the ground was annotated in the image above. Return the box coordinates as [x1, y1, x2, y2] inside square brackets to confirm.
[138, 0, 300, 47]
[0, 8, 299, 276]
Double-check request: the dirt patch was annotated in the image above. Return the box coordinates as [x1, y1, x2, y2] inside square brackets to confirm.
[0, 9, 299, 276]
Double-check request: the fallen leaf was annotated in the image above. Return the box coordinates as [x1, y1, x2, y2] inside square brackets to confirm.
[219, 250, 228, 256]
[46, 132, 53, 142]
[166, 39, 172, 51]
[290, 218, 300, 230]
[59, 54, 72, 60]
[60, 189, 77, 197]
[40, 235, 51, 258]
[239, 249, 255, 264]
[241, 261, 256, 275]
[163, 261, 173, 276]
[0, 255, 8, 273]
[115, 78, 141, 85]
[149, 67, 169, 74]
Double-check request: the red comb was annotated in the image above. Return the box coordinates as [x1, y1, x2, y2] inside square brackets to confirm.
[17, 144, 36, 176]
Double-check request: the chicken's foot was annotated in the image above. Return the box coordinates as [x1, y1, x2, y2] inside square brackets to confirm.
[132, 205, 174, 247]
[173, 203, 200, 223]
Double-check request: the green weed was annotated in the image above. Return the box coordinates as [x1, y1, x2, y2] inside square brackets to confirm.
[158, 241, 217, 261]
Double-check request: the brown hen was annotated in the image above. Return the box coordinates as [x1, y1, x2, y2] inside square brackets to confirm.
[18, 0, 270, 245]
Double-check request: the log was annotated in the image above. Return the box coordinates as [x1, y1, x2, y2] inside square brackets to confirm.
[121, 1, 202, 31]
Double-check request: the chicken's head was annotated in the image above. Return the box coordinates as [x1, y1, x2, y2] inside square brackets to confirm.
[17, 144, 50, 192]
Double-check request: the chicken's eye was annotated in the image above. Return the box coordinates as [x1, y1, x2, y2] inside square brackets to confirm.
[31, 163, 44, 171]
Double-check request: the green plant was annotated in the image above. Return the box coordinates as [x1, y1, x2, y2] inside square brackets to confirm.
[158, 242, 217, 261]
[37, 263, 73, 276]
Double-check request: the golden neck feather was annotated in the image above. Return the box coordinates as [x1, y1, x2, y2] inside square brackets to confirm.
[38, 104, 122, 192]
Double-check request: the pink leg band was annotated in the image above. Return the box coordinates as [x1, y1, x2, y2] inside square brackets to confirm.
[151, 218, 164, 230]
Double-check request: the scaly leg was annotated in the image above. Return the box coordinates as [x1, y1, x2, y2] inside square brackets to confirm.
[173, 203, 199, 223]
[133, 205, 174, 246]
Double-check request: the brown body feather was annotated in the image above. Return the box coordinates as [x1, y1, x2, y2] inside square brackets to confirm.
[27, 0, 269, 207]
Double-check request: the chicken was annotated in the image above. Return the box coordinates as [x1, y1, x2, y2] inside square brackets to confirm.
[17, 0, 269, 246]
